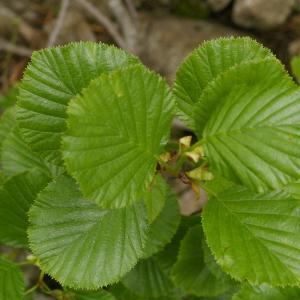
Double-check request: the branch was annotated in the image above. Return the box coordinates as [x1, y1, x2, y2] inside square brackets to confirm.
[47, 0, 70, 46]
[124, 0, 138, 21]
[108, 0, 139, 53]
[0, 38, 32, 57]
[75, 0, 127, 50]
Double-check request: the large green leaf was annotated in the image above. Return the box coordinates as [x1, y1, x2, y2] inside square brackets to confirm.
[199, 59, 300, 193]
[202, 182, 300, 286]
[0, 256, 25, 300]
[1, 127, 61, 178]
[0, 169, 50, 247]
[17, 42, 139, 165]
[28, 175, 148, 289]
[171, 225, 234, 297]
[142, 182, 180, 258]
[173, 37, 273, 129]
[122, 257, 179, 298]
[0, 107, 15, 150]
[232, 284, 300, 300]
[62, 65, 174, 209]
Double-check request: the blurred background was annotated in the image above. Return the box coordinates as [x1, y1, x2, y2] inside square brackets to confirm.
[1, 0, 300, 216]
[1, 0, 300, 93]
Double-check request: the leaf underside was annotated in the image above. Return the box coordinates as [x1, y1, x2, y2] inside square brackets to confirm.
[17, 42, 139, 165]
[174, 37, 273, 129]
[69, 289, 116, 300]
[28, 175, 149, 289]
[62, 65, 174, 209]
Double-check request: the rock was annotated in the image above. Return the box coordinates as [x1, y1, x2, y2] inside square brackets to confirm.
[232, 0, 295, 30]
[207, 0, 231, 12]
[289, 39, 300, 57]
[139, 11, 244, 82]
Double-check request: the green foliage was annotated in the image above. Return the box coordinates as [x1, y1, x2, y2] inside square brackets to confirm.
[232, 284, 300, 300]
[0, 169, 50, 247]
[122, 257, 180, 298]
[62, 65, 174, 209]
[28, 175, 149, 289]
[17, 42, 139, 165]
[171, 225, 235, 297]
[0, 256, 25, 300]
[174, 37, 273, 129]
[202, 181, 300, 286]
[2, 37, 300, 299]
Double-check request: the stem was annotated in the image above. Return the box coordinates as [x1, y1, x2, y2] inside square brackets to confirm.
[24, 284, 38, 295]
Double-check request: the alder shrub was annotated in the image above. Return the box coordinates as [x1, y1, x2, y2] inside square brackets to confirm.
[1, 37, 300, 299]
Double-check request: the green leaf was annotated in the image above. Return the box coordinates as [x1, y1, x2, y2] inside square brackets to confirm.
[156, 215, 200, 275]
[67, 290, 116, 300]
[291, 56, 300, 84]
[0, 84, 18, 110]
[62, 65, 174, 209]
[17, 42, 139, 165]
[110, 283, 180, 300]
[28, 175, 148, 289]
[0, 107, 15, 150]
[171, 225, 234, 297]
[202, 183, 300, 286]
[143, 181, 180, 258]
[174, 37, 273, 129]
[232, 284, 300, 300]
[199, 59, 300, 193]
[1, 127, 62, 178]
[0, 169, 50, 247]
[122, 257, 178, 298]
[145, 175, 167, 223]
[0, 256, 25, 300]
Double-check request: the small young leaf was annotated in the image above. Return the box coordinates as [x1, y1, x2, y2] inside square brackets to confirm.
[62, 65, 174, 209]
[171, 225, 234, 297]
[174, 37, 273, 129]
[202, 183, 300, 286]
[0, 256, 25, 300]
[232, 284, 300, 300]
[122, 257, 178, 298]
[142, 183, 180, 259]
[28, 175, 148, 289]
[200, 59, 300, 193]
[17, 42, 139, 165]
[0, 169, 50, 247]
